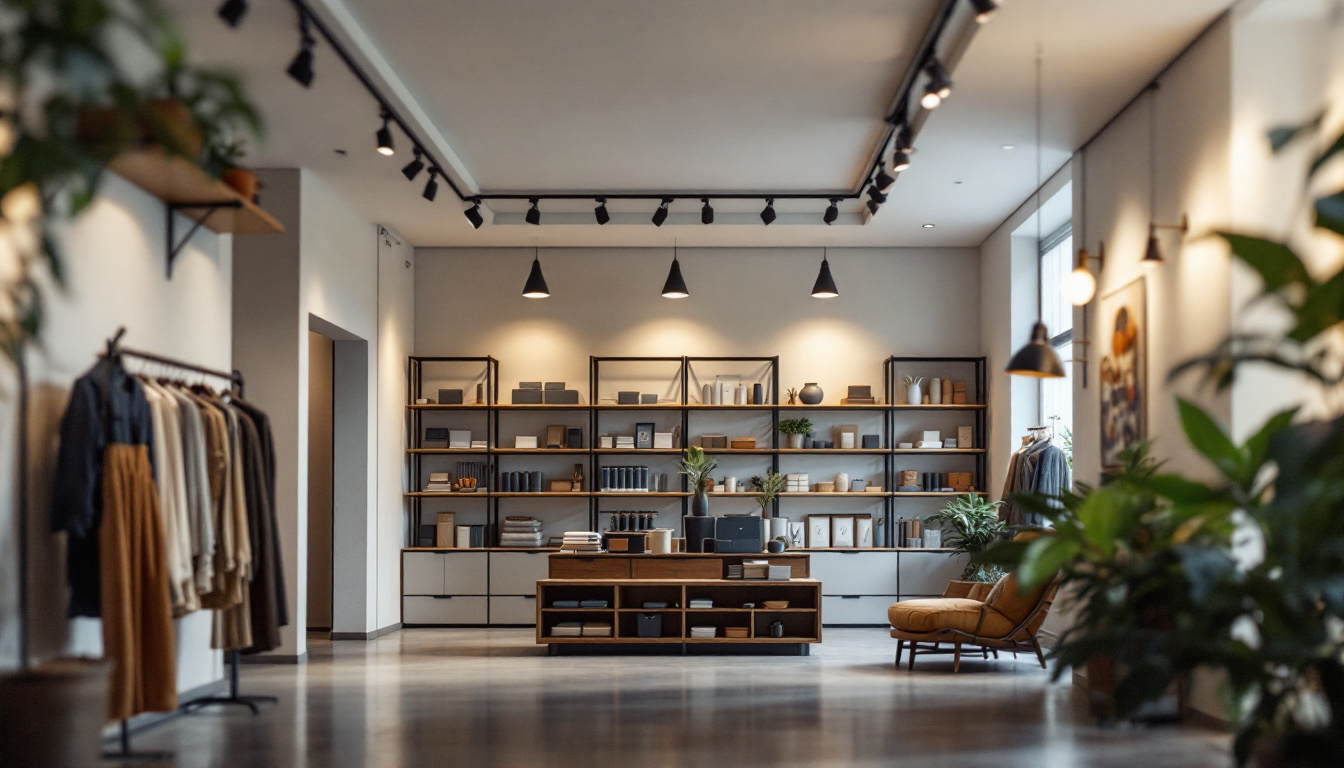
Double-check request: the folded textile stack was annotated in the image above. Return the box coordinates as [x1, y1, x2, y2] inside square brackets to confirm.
[689, 626, 716, 639]
[786, 473, 809, 493]
[688, 598, 714, 609]
[498, 515, 544, 547]
[581, 622, 612, 637]
[561, 531, 603, 552]
[551, 622, 582, 637]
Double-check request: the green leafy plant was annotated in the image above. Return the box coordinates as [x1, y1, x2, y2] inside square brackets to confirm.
[778, 418, 813, 436]
[752, 471, 786, 514]
[677, 446, 718, 493]
[925, 494, 1006, 582]
[1062, 426, 1074, 472]
[160, 38, 263, 178]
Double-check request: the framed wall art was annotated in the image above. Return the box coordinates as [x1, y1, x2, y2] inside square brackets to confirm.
[1099, 276, 1147, 468]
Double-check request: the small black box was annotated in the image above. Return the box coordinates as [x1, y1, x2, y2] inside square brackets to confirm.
[512, 388, 544, 404]
[617, 391, 640, 405]
[567, 428, 584, 449]
[862, 434, 881, 449]
[640, 393, 658, 404]
[437, 388, 464, 405]
[544, 389, 580, 404]
[637, 613, 663, 638]
[544, 382, 565, 390]
[418, 524, 437, 547]
[519, 381, 542, 390]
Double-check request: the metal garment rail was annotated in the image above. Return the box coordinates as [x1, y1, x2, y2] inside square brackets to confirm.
[100, 328, 275, 761]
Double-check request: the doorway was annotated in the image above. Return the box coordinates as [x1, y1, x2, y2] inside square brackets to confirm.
[307, 331, 334, 631]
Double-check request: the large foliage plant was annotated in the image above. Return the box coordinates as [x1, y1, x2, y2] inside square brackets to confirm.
[926, 493, 1006, 582]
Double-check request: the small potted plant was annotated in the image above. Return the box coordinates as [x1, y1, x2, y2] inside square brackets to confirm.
[678, 446, 718, 517]
[752, 471, 786, 516]
[925, 494, 1006, 590]
[778, 418, 813, 449]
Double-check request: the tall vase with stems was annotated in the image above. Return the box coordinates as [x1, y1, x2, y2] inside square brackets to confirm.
[678, 447, 717, 517]
[691, 480, 710, 517]
[904, 376, 925, 406]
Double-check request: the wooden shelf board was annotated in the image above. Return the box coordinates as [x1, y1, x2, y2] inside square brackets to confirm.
[109, 148, 283, 235]
[592, 448, 683, 455]
[702, 448, 775, 455]
[779, 492, 891, 498]
[493, 448, 590, 454]
[776, 448, 889, 455]
[776, 404, 889, 411]
[405, 491, 491, 498]
[684, 404, 776, 410]
[593, 404, 686, 410]
[493, 492, 590, 498]
[616, 608, 684, 613]
[891, 491, 987, 497]
[891, 404, 986, 410]
[407, 448, 488, 455]
[541, 607, 614, 612]
[891, 448, 986, 455]
[402, 547, 560, 552]
[592, 492, 690, 498]
[407, 404, 491, 410]
[496, 404, 592, 410]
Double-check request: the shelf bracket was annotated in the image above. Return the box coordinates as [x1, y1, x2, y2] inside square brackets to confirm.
[166, 201, 241, 279]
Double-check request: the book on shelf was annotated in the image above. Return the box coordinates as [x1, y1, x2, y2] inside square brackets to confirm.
[767, 565, 792, 581]
[689, 626, 716, 638]
[550, 622, 583, 637]
[688, 599, 714, 609]
[578, 599, 609, 609]
[581, 622, 613, 638]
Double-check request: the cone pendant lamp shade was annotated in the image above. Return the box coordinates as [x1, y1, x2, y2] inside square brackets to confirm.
[662, 258, 689, 298]
[1143, 228, 1164, 266]
[522, 253, 550, 298]
[1005, 322, 1065, 378]
[811, 255, 838, 298]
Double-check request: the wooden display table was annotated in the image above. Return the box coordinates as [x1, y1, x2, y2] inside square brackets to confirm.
[548, 552, 810, 580]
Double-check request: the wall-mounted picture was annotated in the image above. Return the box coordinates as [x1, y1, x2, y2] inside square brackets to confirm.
[1099, 276, 1147, 468]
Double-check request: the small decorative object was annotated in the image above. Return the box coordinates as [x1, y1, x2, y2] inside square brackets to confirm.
[567, 428, 584, 449]
[678, 447, 718, 517]
[545, 425, 566, 449]
[922, 395, 931, 404]
[814, 482, 835, 493]
[449, 430, 471, 449]
[617, 391, 640, 405]
[753, 383, 764, 405]
[701, 434, 729, 449]
[778, 418, 813, 449]
[600, 435, 614, 449]
[923, 430, 941, 444]
[857, 516, 874, 547]
[807, 515, 831, 548]
[572, 464, 585, 492]
[654, 432, 673, 449]
[837, 424, 859, 449]
[903, 375, 924, 405]
[768, 516, 790, 542]
[958, 425, 974, 450]
[786, 387, 799, 405]
[944, 439, 958, 449]
[438, 388, 464, 405]
[730, 437, 756, 450]
[476, 383, 485, 404]
[423, 427, 448, 448]
[930, 377, 943, 405]
[735, 384, 748, 405]
[788, 523, 805, 548]
[520, 381, 542, 390]
[831, 516, 855, 547]
[415, 398, 432, 404]
[908, 537, 923, 548]
[515, 435, 538, 449]
[641, 393, 658, 404]
[544, 388, 580, 404]
[724, 476, 738, 494]
[799, 382, 824, 405]
[802, 435, 814, 449]
[649, 528, 673, 554]
[924, 529, 942, 548]
[862, 434, 880, 449]
[899, 442, 914, 449]
[549, 479, 573, 492]
[770, 621, 785, 638]
[953, 380, 968, 405]
[899, 470, 920, 488]
[702, 383, 714, 405]
[767, 538, 786, 554]
[850, 479, 867, 493]
[834, 473, 849, 494]
[511, 388, 543, 404]
[636, 422, 655, 449]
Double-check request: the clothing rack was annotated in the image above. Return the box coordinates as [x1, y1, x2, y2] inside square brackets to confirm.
[100, 329, 276, 760]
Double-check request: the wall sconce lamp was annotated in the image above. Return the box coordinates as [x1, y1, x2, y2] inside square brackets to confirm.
[1143, 214, 1190, 266]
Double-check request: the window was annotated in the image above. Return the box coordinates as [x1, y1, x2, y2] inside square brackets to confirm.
[1039, 224, 1073, 450]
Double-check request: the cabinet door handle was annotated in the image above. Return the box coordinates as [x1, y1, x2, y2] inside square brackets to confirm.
[838, 551, 862, 555]
[432, 595, 454, 600]
[839, 595, 862, 599]
[522, 595, 536, 600]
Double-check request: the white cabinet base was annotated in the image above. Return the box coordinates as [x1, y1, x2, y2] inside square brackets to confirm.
[823, 595, 898, 626]
[403, 596, 488, 625]
[489, 595, 539, 625]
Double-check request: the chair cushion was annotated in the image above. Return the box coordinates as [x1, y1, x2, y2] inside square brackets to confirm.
[887, 598, 1015, 638]
[984, 573, 1052, 626]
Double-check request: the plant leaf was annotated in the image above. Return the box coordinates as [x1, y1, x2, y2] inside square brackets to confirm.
[1243, 408, 1298, 473]
[1017, 536, 1076, 590]
[1288, 269, 1344, 342]
[1178, 399, 1243, 482]
[1308, 128, 1344, 178]
[1146, 474, 1217, 504]
[1076, 488, 1125, 557]
[1268, 114, 1323, 152]
[1315, 190, 1344, 237]
[1215, 233, 1312, 293]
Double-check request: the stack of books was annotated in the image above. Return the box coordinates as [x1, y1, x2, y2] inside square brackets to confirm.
[615, 435, 635, 449]
[561, 531, 603, 552]
[689, 626, 717, 639]
[786, 473, 809, 493]
[551, 622, 583, 637]
[424, 472, 454, 492]
[726, 564, 743, 579]
[688, 598, 714, 609]
[498, 516, 543, 548]
[742, 560, 770, 579]
[580, 622, 612, 638]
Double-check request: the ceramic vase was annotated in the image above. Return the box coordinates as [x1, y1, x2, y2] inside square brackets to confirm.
[690, 485, 710, 517]
[766, 540, 785, 554]
[799, 382, 824, 405]
[834, 473, 849, 493]
[786, 433, 803, 449]
[907, 382, 922, 405]
[931, 378, 942, 405]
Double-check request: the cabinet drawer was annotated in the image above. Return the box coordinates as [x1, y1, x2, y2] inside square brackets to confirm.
[810, 552, 898, 595]
[489, 551, 550, 595]
[489, 595, 539, 625]
[898, 551, 969, 596]
[549, 557, 632, 579]
[402, 552, 446, 595]
[403, 596, 488, 625]
[444, 552, 488, 595]
[631, 558, 720, 580]
[822, 595, 898, 626]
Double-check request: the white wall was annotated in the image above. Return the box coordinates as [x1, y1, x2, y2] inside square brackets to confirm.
[1, 173, 229, 691]
[377, 229, 415, 631]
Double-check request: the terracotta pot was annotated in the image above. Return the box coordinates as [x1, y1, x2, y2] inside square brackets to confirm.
[0, 659, 110, 768]
[223, 168, 258, 200]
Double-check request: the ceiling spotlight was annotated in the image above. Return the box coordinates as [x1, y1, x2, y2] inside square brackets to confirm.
[522, 248, 550, 298]
[464, 198, 484, 230]
[969, 0, 999, 23]
[652, 198, 671, 227]
[922, 223, 935, 229]
[401, 148, 424, 181]
[526, 198, 541, 226]
[811, 249, 838, 298]
[875, 168, 896, 193]
[892, 149, 912, 172]
[286, 14, 315, 88]
[926, 59, 953, 99]
[867, 186, 887, 205]
[866, 198, 880, 216]
[895, 125, 915, 152]
[760, 198, 777, 226]
[376, 112, 395, 156]
[217, 0, 248, 27]
[661, 245, 689, 299]
[823, 198, 840, 225]
[422, 168, 438, 202]
[921, 86, 943, 110]
[594, 197, 610, 225]
[701, 198, 714, 225]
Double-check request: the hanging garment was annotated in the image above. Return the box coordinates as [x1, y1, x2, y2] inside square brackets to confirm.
[202, 399, 253, 651]
[233, 406, 284, 653]
[231, 398, 287, 633]
[165, 385, 216, 598]
[1029, 442, 1070, 499]
[140, 381, 194, 614]
[51, 357, 156, 618]
[99, 443, 177, 719]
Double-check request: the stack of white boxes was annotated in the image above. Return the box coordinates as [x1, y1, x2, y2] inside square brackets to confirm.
[786, 473, 809, 493]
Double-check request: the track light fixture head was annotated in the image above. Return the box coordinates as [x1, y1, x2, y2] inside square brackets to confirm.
[866, 185, 887, 205]
[522, 247, 550, 298]
[401, 148, 425, 181]
[823, 198, 840, 225]
[892, 149, 912, 172]
[920, 58, 952, 109]
[760, 198, 777, 226]
[866, 198, 880, 216]
[969, 0, 999, 23]
[464, 198, 484, 230]
[594, 198, 610, 225]
[701, 198, 714, 225]
[526, 198, 541, 226]
[376, 111, 395, 156]
[875, 168, 896, 193]
[217, 0, 248, 27]
[895, 125, 915, 153]
[811, 249, 839, 298]
[287, 14, 315, 88]
[422, 168, 438, 202]
[652, 198, 671, 227]
[920, 87, 942, 110]
[661, 243, 689, 299]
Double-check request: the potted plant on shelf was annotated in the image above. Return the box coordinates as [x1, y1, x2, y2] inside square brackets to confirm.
[778, 418, 813, 449]
[924, 494, 1005, 585]
[678, 446, 718, 517]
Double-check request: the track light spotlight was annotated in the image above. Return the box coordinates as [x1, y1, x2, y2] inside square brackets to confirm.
[526, 198, 541, 226]
[867, 185, 887, 205]
[921, 86, 943, 110]
[811, 249, 839, 298]
[969, 0, 998, 23]
[823, 198, 839, 225]
[652, 198, 671, 227]
[895, 125, 915, 152]
[892, 149, 912, 172]
[287, 15, 315, 88]
[926, 59, 953, 98]
[701, 198, 714, 225]
[464, 198, 484, 230]
[875, 168, 896, 193]
[376, 112, 395, 156]
[422, 168, 438, 202]
[217, 0, 248, 27]
[760, 198, 777, 226]
[866, 198, 880, 216]
[594, 198, 610, 225]
[661, 245, 689, 299]
[522, 248, 550, 298]
[401, 148, 424, 181]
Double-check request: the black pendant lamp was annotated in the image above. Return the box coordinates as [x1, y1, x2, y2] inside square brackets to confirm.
[1006, 47, 1065, 379]
[522, 247, 550, 299]
[661, 242, 689, 299]
[811, 249, 838, 298]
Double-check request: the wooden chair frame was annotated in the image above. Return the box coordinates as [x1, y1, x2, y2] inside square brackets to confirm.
[890, 578, 1060, 673]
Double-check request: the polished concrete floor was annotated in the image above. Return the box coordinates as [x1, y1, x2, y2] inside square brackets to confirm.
[132, 629, 1229, 767]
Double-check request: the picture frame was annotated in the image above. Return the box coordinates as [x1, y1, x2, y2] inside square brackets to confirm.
[807, 515, 831, 548]
[1100, 276, 1148, 468]
[546, 425, 566, 449]
[635, 422, 655, 450]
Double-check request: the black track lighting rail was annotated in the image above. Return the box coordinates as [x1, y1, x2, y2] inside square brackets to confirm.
[273, 0, 982, 220]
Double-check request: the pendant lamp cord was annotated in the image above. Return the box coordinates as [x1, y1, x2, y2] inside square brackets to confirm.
[1035, 43, 1044, 323]
[1149, 84, 1158, 224]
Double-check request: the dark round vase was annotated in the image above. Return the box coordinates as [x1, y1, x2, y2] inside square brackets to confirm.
[799, 383, 823, 405]
[767, 540, 785, 554]
[690, 488, 710, 517]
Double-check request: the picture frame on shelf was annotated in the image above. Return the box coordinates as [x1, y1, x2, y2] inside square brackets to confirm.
[807, 515, 831, 548]
[636, 422, 654, 450]
[546, 425, 566, 449]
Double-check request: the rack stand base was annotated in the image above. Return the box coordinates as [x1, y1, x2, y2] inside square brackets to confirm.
[180, 650, 277, 716]
[101, 720, 172, 762]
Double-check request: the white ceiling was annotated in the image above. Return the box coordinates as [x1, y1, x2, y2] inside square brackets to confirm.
[167, 0, 1237, 248]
